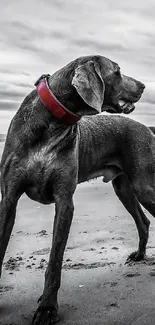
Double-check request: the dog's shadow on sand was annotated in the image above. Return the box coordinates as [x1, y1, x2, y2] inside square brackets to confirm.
[1, 255, 155, 325]
[0, 299, 34, 325]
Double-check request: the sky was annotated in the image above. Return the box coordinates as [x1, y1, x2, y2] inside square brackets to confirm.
[1, 0, 155, 133]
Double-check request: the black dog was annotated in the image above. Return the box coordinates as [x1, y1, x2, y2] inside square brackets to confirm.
[0, 55, 146, 324]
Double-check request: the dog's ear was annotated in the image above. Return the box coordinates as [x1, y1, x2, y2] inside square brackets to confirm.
[72, 61, 105, 113]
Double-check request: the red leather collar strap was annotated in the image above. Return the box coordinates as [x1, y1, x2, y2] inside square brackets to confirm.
[35, 74, 80, 125]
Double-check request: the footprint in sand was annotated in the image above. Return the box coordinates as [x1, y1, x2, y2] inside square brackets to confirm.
[83, 247, 96, 251]
[33, 248, 50, 255]
[149, 271, 155, 276]
[0, 285, 14, 293]
[4, 256, 24, 271]
[36, 258, 48, 270]
[123, 273, 141, 278]
[106, 302, 119, 308]
[36, 230, 48, 236]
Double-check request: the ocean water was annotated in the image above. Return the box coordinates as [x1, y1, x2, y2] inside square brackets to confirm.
[0, 134, 6, 142]
[1, 105, 155, 143]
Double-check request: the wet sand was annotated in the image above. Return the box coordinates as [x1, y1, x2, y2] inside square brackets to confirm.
[1, 143, 155, 325]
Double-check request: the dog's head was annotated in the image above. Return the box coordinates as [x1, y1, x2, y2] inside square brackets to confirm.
[71, 55, 145, 115]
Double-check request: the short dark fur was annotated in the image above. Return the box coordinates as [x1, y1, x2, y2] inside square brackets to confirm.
[0, 55, 149, 324]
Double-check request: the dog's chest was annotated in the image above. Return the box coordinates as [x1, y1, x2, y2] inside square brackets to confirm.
[25, 146, 58, 204]
[27, 146, 56, 169]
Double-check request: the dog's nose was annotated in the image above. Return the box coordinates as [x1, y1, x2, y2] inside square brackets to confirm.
[140, 82, 145, 90]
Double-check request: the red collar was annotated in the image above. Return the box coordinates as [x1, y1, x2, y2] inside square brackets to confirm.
[35, 74, 80, 125]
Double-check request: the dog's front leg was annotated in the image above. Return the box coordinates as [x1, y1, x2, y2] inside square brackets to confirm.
[32, 196, 74, 325]
[0, 198, 17, 277]
[0, 176, 23, 277]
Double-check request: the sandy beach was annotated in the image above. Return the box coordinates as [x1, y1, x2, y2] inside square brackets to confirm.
[1, 0, 155, 324]
[0, 141, 155, 325]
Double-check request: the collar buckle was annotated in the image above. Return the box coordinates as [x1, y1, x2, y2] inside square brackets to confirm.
[34, 74, 50, 86]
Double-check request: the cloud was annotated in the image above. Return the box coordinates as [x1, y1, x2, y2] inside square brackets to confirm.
[0, 0, 155, 132]
[0, 100, 20, 111]
[140, 82, 155, 105]
[72, 38, 127, 53]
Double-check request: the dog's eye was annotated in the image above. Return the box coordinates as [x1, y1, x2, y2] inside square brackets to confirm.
[115, 69, 121, 77]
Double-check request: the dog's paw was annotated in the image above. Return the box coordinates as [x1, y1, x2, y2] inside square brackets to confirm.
[32, 306, 59, 325]
[125, 251, 145, 263]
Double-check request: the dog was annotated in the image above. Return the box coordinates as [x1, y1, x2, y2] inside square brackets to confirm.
[0, 55, 146, 324]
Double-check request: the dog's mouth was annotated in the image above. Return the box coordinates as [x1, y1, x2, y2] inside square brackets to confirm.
[117, 99, 135, 114]
[116, 88, 144, 114]
[104, 100, 135, 114]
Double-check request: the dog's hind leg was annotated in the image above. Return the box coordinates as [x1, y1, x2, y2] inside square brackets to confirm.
[0, 173, 25, 276]
[112, 173, 150, 262]
[32, 193, 75, 325]
[132, 176, 155, 219]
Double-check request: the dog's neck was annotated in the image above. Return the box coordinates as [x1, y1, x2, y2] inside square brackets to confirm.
[47, 121, 78, 150]
[48, 72, 97, 117]
[31, 89, 78, 147]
